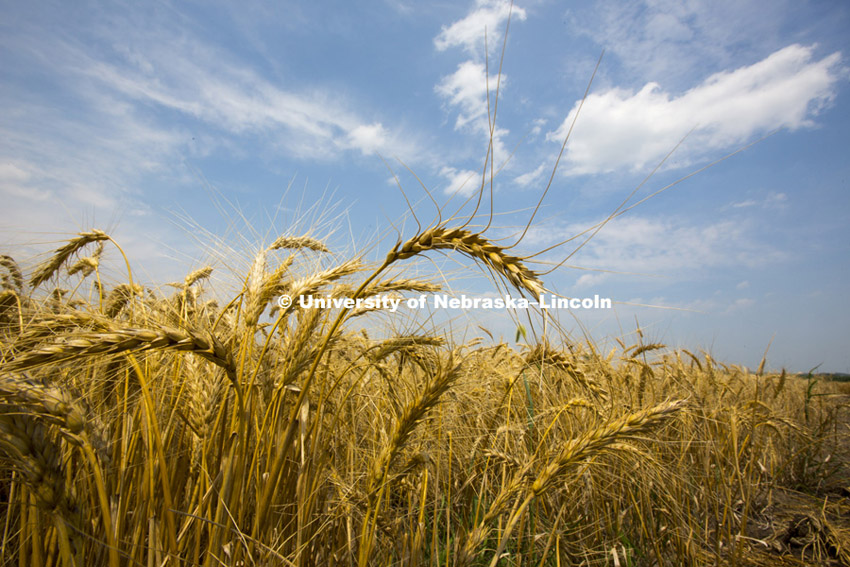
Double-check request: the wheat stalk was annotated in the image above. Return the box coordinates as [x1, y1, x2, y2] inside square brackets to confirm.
[275, 307, 326, 392]
[367, 356, 462, 494]
[277, 258, 362, 318]
[531, 398, 686, 494]
[0, 289, 20, 321]
[369, 335, 445, 362]
[67, 242, 104, 278]
[246, 255, 295, 327]
[183, 357, 226, 440]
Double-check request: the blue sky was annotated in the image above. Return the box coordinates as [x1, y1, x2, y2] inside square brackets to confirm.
[2, 0, 849, 372]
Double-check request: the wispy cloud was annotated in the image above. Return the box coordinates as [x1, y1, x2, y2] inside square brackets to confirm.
[0, 163, 51, 201]
[528, 214, 786, 287]
[438, 166, 480, 197]
[0, 4, 425, 268]
[727, 192, 788, 210]
[547, 45, 843, 175]
[434, 0, 526, 55]
[512, 162, 547, 188]
[80, 39, 414, 160]
[567, 0, 798, 85]
[435, 61, 502, 129]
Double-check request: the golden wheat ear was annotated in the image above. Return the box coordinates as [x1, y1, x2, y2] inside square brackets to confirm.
[0, 372, 87, 434]
[30, 230, 111, 289]
[269, 235, 330, 253]
[386, 225, 544, 300]
[4, 324, 235, 376]
[183, 266, 213, 288]
[1, 255, 24, 291]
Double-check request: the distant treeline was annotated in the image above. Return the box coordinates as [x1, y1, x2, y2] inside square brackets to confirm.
[798, 372, 850, 382]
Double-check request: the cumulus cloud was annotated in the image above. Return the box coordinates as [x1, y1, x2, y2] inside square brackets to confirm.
[547, 44, 843, 175]
[435, 61, 510, 178]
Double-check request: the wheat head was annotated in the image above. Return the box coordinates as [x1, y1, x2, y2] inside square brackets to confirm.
[386, 226, 543, 300]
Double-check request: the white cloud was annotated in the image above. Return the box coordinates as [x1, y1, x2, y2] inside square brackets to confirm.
[433, 1, 530, 175]
[731, 200, 758, 209]
[728, 297, 755, 312]
[0, 7, 428, 277]
[547, 44, 843, 175]
[1, 10, 427, 282]
[83, 49, 412, 161]
[0, 163, 30, 183]
[567, 0, 798, 85]
[435, 61, 499, 129]
[0, 163, 51, 201]
[434, 61, 512, 174]
[574, 272, 608, 289]
[347, 122, 389, 155]
[765, 192, 788, 207]
[512, 162, 546, 188]
[434, 0, 527, 55]
[727, 191, 790, 210]
[439, 166, 480, 197]
[530, 215, 785, 284]
[529, 118, 546, 137]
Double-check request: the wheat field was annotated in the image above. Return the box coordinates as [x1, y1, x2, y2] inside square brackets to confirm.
[0, 220, 848, 567]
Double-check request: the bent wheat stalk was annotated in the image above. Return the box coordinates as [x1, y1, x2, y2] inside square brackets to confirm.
[30, 230, 110, 289]
[4, 325, 236, 378]
[184, 266, 213, 288]
[386, 225, 544, 300]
